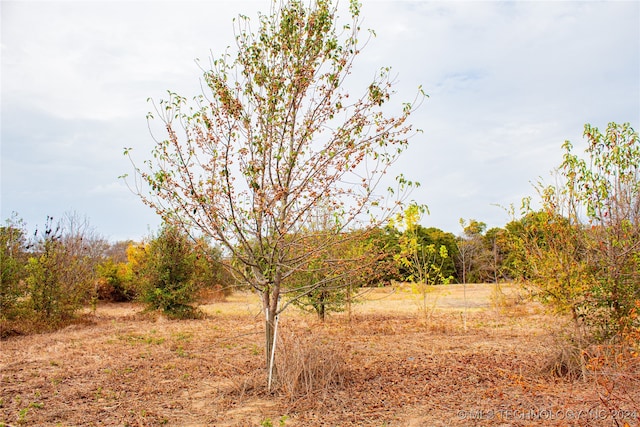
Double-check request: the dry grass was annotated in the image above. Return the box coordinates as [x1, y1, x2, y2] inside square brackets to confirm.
[1, 284, 638, 426]
[272, 329, 346, 401]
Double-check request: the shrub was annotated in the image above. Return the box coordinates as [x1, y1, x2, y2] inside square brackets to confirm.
[24, 215, 103, 323]
[96, 258, 137, 302]
[0, 214, 28, 320]
[510, 122, 640, 341]
[139, 224, 200, 319]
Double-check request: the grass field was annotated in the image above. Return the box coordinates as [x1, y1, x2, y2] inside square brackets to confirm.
[1, 284, 638, 426]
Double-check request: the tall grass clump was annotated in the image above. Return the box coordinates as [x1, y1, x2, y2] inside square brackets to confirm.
[273, 330, 346, 401]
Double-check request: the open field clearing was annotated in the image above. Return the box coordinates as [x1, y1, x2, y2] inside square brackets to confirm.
[1, 284, 638, 426]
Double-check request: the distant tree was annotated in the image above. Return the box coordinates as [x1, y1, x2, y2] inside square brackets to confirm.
[341, 227, 400, 320]
[483, 227, 510, 283]
[388, 210, 457, 283]
[127, 0, 423, 376]
[422, 227, 458, 280]
[456, 218, 491, 284]
[288, 244, 344, 321]
[291, 224, 401, 322]
[288, 223, 383, 321]
[95, 240, 138, 302]
[286, 207, 348, 321]
[104, 240, 134, 264]
[125, 242, 148, 275]
[353, 225, 402, 287]
[461, 218, 487, 237]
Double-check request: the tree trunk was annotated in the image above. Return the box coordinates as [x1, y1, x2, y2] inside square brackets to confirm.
[493, 240, 499, 284]
[347, 282, 352, 323]
[262, 285, 280, 383]
[264, 307, 275, 370]
[318, 300, 326, 321]
[317, 290, 327, 322]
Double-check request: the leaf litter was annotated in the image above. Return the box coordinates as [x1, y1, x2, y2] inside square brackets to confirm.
[1, 286, 638, 426]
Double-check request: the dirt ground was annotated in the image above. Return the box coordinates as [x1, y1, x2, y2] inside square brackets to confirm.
[1, 284, 638, 426]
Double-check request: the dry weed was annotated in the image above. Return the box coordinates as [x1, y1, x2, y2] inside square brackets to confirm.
[272, 329, 346, 402]
[545, 336, 589, 380]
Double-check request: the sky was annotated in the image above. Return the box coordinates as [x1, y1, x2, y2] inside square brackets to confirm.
[1, 0, 639, 242]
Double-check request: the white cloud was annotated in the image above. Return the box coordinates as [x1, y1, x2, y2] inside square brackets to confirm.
[1, 0, 638, 240]
[2, 1, 265, 120]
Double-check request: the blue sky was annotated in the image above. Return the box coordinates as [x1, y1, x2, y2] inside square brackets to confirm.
[2, 0, 639, 241]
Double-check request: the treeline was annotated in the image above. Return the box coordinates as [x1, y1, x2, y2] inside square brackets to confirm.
[0, 216, 234, 336]
[0, 201, 623, 329]
[2, 123, 638, 345]
[0, 206, 518, 332]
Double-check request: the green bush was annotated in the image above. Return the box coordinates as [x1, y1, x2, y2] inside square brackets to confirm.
[1, 213, 106, 335]
[24, 216, 98, 323]
[0, 215, 28, 320]
[139, 224, 200, 319]
[96, 258, 137, 302]
[510, 122, 640, 341]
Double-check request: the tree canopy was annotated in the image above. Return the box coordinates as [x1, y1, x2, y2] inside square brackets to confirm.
[127, 0, 424, 376]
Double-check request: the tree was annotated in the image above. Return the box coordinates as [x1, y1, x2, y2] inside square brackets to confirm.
[127, 0, 423, 376]
[422, 226, 458, 280]
[285, 207, 348, 321]
[456, 218, 490, 284]
[95, 240, 138, 302]
[288, 224, 400, 322]
[392, 203, 453, 319]
[511, 122, 639, 340]
[561, 122, 639, 338]
[25, 219, 68, 320]
[96, 258, 136, 302]
[503, 208, 543, 281]
[104, 240, 135, 264]
[343, 224, 404, 288]
[288, 243, 345, 321]
[288, 224, 385, 321]
[483, 227, 510, 283]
